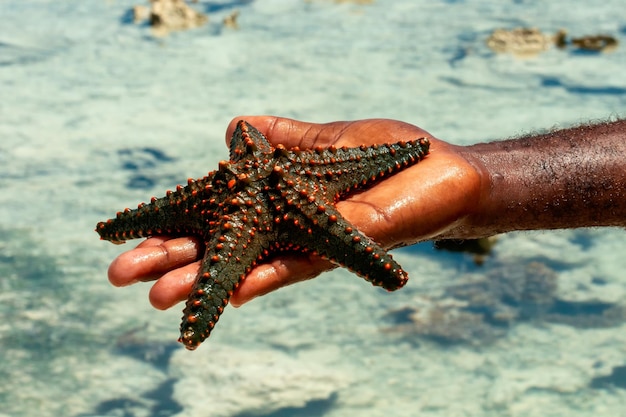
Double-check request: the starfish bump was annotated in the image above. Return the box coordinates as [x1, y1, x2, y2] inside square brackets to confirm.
[96, 120, 430, 350]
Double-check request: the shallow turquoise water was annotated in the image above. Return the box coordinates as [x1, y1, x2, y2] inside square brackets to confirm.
[1, 1, 625, 416]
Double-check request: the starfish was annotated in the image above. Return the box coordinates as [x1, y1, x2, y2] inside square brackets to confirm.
[96, 121, 430, 350]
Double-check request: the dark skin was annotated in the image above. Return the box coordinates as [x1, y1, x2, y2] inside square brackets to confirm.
[107, 116, 626, 309]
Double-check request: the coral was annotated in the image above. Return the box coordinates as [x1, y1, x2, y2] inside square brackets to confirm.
[132, 0, 208, 36]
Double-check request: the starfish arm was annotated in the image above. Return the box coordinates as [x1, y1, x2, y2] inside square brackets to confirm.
[289, 138, 430, 198]
[95, 176, 214, 244]
[179, 206, 274, 350]
[229, 120, 273, 162]
[276, 186, 408, 291]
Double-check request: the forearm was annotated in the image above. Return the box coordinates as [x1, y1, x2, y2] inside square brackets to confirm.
[455, 119, 626, 237]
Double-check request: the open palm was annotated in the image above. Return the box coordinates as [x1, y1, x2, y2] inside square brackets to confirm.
[107, 116, 482, 309]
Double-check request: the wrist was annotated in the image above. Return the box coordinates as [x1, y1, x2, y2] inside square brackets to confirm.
[456, 120, 626, 236]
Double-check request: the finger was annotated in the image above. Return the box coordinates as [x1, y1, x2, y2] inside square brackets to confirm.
[147, 254, 333, 310]
[135, 236, 171, 248]
[108, 237, 202, 287]
[226, 116, 433, 150]
[148, 261, 201, 310]
[225, 116, 333, 149]
[230, 254, 334, 307]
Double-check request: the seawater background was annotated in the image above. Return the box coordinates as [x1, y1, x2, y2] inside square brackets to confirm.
[1, 1, 625, 416]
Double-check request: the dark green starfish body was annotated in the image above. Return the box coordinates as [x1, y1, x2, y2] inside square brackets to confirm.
[96, 121, 430, 350]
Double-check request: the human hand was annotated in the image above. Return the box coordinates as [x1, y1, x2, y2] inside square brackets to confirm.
[108, 116, 483, 309]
